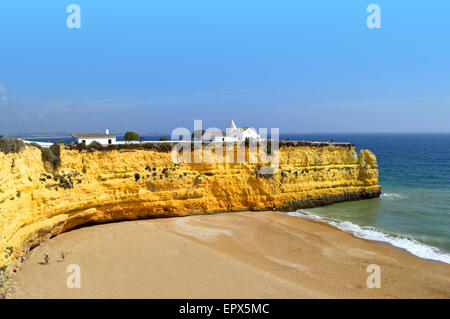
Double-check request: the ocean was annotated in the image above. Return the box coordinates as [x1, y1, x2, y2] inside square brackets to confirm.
[25, 133, 450, 263]
[281, 133, 450, 264]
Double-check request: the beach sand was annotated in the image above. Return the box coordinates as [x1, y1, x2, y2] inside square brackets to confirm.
[11, 212, 450, 298]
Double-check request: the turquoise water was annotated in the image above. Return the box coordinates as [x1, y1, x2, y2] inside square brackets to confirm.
[282, 133, 450, 263]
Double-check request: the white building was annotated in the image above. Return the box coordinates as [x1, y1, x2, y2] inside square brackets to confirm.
[206, 120, 262, 143]
[72, 129, 116, 145]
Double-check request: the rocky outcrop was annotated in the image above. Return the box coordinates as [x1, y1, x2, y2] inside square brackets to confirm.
[0, 144, 380, 269]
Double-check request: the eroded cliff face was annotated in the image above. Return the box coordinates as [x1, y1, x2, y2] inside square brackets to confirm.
[0, 145, 380, 269]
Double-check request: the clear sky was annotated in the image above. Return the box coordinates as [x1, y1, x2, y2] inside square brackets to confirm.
[0, 1, 449, 135]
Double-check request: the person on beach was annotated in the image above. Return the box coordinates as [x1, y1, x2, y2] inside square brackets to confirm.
[44, 254, 49, 264]
[60, 252, 65, 261]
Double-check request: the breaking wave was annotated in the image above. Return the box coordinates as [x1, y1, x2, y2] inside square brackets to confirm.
[381, 193, 407, 199]
[287, 210, 450, 264]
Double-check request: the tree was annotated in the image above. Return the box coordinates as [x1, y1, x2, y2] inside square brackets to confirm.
[124, 131, 140, 142]
[159, 136, 168, 141]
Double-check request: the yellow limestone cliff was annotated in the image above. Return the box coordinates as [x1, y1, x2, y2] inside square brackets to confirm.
[0, 144, 380, 269]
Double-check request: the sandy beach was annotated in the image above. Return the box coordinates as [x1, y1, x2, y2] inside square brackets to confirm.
[11, 212, 450, 299]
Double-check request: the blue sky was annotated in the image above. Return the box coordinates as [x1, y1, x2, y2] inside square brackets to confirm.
[0, 0, 449, 134]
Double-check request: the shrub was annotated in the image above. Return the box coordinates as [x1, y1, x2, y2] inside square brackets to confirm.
[88, 141, 103, 150]
[159, 136, 168, 141]
[71, 140, 175, 153]
[142, 143, 156, 149]
[104, 144, 119, 151]
[262, 140, 272, 155]
[41, 148, 57, 165]
[50, 142, 61, 159]
[53, 172, 76, 189]
[27, 142, 42, 149]
[75, 142, 88, 151]
[0, 137, 25, 154]
[124, 131, 140, 142]
[267, 140, 273, 155]
[158, 143, 172, 152]
[41, 143, 62, 171]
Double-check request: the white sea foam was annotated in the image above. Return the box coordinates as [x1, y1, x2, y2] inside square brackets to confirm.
[381, 193, 407, 199]
[287, 210, 450, 264]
